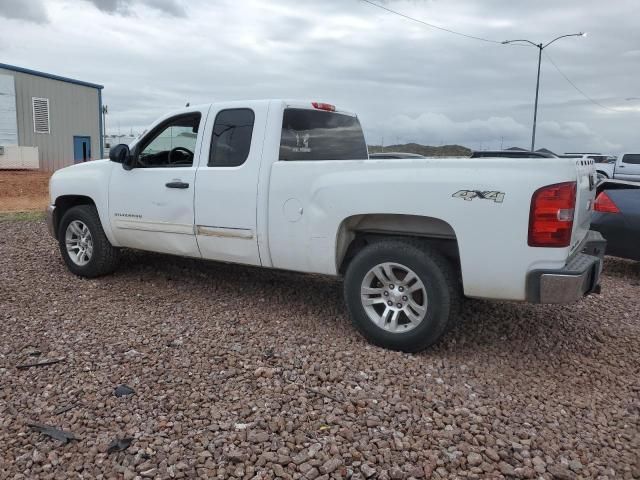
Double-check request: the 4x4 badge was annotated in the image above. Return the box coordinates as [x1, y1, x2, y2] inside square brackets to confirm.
[452, 190, 505, 203]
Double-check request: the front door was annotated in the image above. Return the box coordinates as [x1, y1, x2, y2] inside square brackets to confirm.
[73, 136, 91, 163]
[193, 104, 268, 265]
[108, 109, 207, 258]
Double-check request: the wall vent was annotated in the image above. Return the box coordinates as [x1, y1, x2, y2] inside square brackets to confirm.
[32, 97, 50, 134]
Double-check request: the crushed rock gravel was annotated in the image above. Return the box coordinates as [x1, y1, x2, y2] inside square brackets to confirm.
[0, 220, 639, 479]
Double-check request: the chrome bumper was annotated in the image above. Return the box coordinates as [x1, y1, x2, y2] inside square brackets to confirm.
[46, 205, 56, 239]
[526, 231, 606, 304]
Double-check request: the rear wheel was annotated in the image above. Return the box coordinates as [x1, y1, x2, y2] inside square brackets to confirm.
[596, 171, 609, 182]
[344, 240, 459, 352]
[58, 205, 119, 277]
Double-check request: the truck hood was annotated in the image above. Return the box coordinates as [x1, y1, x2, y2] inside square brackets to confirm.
[53, 158, 111, 174]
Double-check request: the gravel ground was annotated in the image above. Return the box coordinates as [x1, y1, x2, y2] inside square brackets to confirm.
[1, 219, 639, 480]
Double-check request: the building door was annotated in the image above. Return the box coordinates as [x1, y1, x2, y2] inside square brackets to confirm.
[73, 136, 91, 163]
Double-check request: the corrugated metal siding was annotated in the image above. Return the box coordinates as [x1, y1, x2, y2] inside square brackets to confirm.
[0, 67, 101, 171]
[0, 73, 18, 145]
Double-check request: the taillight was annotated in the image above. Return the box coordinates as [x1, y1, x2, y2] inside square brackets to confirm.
[528, 182, 576, 247]
[593, 191, 620, 213]
[312, 102, 336, 112]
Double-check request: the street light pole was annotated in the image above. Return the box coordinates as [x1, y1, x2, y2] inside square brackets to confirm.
[503, 33, 585, 151]
[531, 44, 542, 152]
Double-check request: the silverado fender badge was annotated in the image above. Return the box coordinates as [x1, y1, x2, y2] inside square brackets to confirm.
[452, 190, 505, 203]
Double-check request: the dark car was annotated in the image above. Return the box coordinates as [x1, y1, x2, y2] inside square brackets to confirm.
[591, 181, 640, 261]
[368, 152, 426, 159]
[470, 150, 558, 158]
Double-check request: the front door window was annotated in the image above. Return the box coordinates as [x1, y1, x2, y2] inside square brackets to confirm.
[136, 114, 201, 168]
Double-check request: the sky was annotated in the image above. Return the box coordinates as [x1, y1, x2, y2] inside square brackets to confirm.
[0, 0, 639, 153]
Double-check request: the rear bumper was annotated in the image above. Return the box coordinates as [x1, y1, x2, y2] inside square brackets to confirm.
[46, 205, 56, 239]
[526, 230, 606, 304]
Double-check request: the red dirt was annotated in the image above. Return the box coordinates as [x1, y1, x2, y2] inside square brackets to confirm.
[0, 171, 51, 213]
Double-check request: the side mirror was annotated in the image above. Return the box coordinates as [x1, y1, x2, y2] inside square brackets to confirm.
[109, 144, 130, 164]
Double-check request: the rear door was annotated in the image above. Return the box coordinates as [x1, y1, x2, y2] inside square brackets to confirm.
[193, 103, 268, 265]
[615, 154, 640, 181]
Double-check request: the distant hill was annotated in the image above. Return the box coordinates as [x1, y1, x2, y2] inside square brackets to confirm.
[368, 143, 472, 157]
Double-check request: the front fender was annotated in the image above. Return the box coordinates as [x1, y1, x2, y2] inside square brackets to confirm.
[49, 160, 119, 246]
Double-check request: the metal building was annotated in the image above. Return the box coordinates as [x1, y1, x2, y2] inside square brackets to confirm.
[0, 63, 103, 171]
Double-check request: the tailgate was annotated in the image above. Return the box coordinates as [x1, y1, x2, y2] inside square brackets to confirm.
[571, 158, 597, 251]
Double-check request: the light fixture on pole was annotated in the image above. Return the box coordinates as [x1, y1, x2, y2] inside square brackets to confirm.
[502, 32, 586, 151]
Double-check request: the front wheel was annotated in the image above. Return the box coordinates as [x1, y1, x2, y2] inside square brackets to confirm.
[58, 205, 120, 278]
[344, 240, 460, 352]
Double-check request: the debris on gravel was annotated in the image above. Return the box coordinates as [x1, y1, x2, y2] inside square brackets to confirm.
[27, 423, 77, 444]
[113, 384, 136, 397]
[106, 437, 134, 454]
[15, 356, 65, 369]
[1, 220, 639, 478]
[52, 402, 78, 415]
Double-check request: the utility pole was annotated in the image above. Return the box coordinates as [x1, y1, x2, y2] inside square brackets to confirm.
[102, 105, 108, 144]
[502, 32, 585, 151]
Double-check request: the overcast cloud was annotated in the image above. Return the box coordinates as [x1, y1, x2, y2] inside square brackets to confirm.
[1, 0, 638, 153]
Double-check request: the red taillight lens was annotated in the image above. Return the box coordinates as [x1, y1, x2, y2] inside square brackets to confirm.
[528, 182, 576, 247]
[311, 102, 336, 112]
[593, 191, 620, 213]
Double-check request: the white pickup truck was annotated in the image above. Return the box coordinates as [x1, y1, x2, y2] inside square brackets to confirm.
[47, 100, 606, 352]
[594, 153, 640, 182]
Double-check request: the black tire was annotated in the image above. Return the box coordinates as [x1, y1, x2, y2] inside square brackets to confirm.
[344, 239, 460, 352]
[58, 205, 119, 278]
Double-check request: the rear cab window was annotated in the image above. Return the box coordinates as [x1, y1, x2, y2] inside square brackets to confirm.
[279, 108, 368, 161]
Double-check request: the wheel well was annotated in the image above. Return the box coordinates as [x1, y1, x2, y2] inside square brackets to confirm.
[336, 214, 460, 274]
[596, 170, 609, 178]
[52, 195, 96, 239]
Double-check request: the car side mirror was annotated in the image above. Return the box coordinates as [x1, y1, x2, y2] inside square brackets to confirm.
[109, 144, 130, 164]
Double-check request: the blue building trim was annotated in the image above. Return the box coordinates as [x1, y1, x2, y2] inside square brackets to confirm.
[0, 63, 104, 90]
[98, 89, 104, 158]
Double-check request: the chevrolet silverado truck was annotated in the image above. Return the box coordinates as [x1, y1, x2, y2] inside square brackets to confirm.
[47, 100, 606, 352]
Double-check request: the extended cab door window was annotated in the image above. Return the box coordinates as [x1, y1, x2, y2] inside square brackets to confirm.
[135, 113, 201, 168]
[209, 109, 255, 167]
[279, 108, 368, 161]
